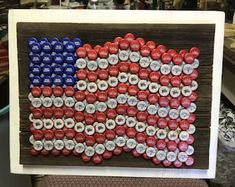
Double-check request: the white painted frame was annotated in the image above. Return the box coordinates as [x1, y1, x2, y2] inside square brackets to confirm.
[9, 10, 224, 178]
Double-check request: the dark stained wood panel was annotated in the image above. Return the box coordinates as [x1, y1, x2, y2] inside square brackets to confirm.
[17, 22, 215, 169]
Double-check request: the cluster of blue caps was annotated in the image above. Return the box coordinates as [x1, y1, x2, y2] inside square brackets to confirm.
[28, 37, 83, 88]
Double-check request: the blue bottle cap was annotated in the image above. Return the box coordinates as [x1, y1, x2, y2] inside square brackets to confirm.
[53, 41, 64, 53]
[65, 41, 76, 53]
[28, 37, 38, 46]
[53, 53, 64, 64]
[62, 37, 70, 46]
[50, 37, 59, 46]
[53, 65, 63, 75]
[42, 76, 53, 86]
[53, 75, 63, 86]
[31, 76, 42, 86]
[30, 42, 41, 53]
[28, 51, 34, 58]
[73, 38, 82, 48]
[42, 54, 52, 64]
[28, 62, 34, 68]
[51, 52, 56, 57]
[41, 42, 52, 53]
[39, 37, 48, 45]
[29, 73, 34, 81]
[31, 65, 42, 75]
[64, 75, 75, 86]
[42, 64, 53, 75]
[64, 64, 75, 75]
[65, 53, 76, 64]
[31, 54, 41, 64]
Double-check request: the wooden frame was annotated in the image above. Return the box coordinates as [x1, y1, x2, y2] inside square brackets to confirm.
[9, 10, 224, 178]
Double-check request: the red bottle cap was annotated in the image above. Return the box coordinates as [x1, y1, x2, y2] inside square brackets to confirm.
[158, 118, 168, 129]
[188, 113, 196, 123]
[119, 39, 129, 50]
[160, 75, 170, 86]
[96, 112, 106, 123]
[152, 157, 161, 165]
[159, 97, 169, 107]
[161, 52, 172, 64]
[157, 45, 166, 53]
[98, 69, 109, 80]
[75, 91, 86, 101]
[92, 154, 102, 164]
[116, 104, 127, 115]
[54, 129, 64, 139]
[149, 72, 161, 82]
[32, 108, 43, 118]
[109, 43, 119, 54]
[162, 159, 172, 167]
[146, 136, 157, 147]
[179, 49, 187, 57]
[156, 139, 166, 150]
[114, 37, 122, 44]
[95, 133, 106, 144]
[136, 132, 147, 143]
[147, 115, 158, 126]
[43, 129, 54, 140]
[184, 52, 195, 64]
[87, 49, 97, 60]
[167, 141, 177, 151]
[181, 97, 191, 108]
[51, 148, 60, 156]
[136, 37, 145, 46]
[173, 160, 183, 168]
[127, 107, 138, 117]
[190, 47, 200, 58]
[168, 119, 178, 130]
[118, 83, 128, 94]
[146, 41, 156, 50]
[173, 54, 183, 65]
[74, 111, 84, 122]
[124, 33, 135, 41]
[108, 65, 119, 76]
[113, 147, 122, 156]
[94, 45, 101, 53]
[76, 69, 87, 79]
[106, 109, 117, 119]
[139, 69, 150, 79]
[186, 135, 195, 144]
[185, 156, 194, 166]
[31, 86, 41, 97]
[41, 149, 50, 156]
[53, 108, 64, 118]
[102, 150, 113, 160]
[84, 114, 95, 125]
[189, 92, 198, 102]
[86, 93, 97, 104]
[64, 86, 74, 97]
[182, 75, 192, 86]
[76, 47, 87, 58]
[87, 72, 98, 82]
[136, 112, 148, 122]
[132, 149, 141, 157]
[190, 69, 198, 80]
[75, 132, 85, 143]
[104, 41, 112, 49]
[169, 98, 180, 109]
[128, 85, 139, 96]
[118, 61, 129, 72]
[81, 153, 91, 162]
[86, 136, 95, 146]
[107, 88, 118, 98]
[129, 63, 140, 74]
[130, 40, 140, 51]
[126, 128, 137, 138]
[42, 86, 52, 97]
[115, 126, 126, 136]
[151, 48, 161, 60]
[148, 94, 159, 104]
[32, 130, 44, 140]
[96, 91, 108, 102]
[178, 141, 188, 152]
[137, 90, 149, 101]
[65, 129, 75, 139]
[167, 49, 177, 57]
[105, 130, 116, 140]
[98, 47, 109, 58]
[171, 76, 181, 87]
[140, 45, 151, 57]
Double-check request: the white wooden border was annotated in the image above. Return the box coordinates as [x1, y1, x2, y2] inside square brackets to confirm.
[9, 10, 224, 178]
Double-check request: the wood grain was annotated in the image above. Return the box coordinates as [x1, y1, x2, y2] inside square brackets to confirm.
[17, 23, 215, 168]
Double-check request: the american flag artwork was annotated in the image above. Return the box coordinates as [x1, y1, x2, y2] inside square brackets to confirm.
[27, 33, 199, 167]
